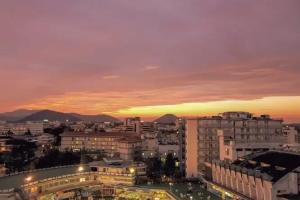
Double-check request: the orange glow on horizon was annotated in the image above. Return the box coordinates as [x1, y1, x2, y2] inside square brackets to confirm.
[117, 96, 300, 122]
[17, 95, 300, 123]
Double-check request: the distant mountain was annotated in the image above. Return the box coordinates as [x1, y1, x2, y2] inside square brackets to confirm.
[0, 109, 40, 122]
[154, 114, 178, 124]
[18, 110, 81, 122]
[14, 109, 120, 123]
[288, 123, 300, 131]
[70, 113, 120, 123]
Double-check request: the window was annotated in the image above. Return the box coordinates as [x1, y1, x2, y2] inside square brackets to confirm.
[225, 148, 230, 155]
[80, 178, 86, 182]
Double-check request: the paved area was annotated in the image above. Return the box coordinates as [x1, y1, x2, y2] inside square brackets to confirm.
[0, 165, 90, 190]
[139, 183, 220, 200]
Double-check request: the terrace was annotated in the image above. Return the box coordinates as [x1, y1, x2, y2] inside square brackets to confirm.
[0, 165, 219, 200]
[0, 164, 90, 190]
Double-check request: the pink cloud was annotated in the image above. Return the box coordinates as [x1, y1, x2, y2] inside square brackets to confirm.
[0, 0, 299, 121]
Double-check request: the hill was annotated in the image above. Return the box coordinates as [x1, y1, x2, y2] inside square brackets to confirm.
[18, 110, 81, 122]
[0, 109, 39, 122]
[70, 113, 120, 123]
[153, 114, 177, 124]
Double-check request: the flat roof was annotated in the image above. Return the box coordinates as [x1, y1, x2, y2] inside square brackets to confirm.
[232, 151, 300, 182]
[89, 160, 136, 168]
[61, 132, 138, 138]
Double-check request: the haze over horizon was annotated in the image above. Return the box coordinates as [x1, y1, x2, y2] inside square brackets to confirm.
[1, 1, 300, 122]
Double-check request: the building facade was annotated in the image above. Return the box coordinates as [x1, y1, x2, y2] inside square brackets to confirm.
[283, 125, 300, 149]
[60, 132, 142, 160]
[218, 130, 284, 162]
[89, 158, 147, 186]
[36, 133, 55, 145]
[206, 151, 300, 200]
[0, 122, 44, 135]
[185, 112, 283, 178]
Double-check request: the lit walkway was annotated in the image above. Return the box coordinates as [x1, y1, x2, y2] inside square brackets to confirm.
[0, 167, 220, 200]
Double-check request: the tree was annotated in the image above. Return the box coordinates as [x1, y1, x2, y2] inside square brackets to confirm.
[44, 125, 66, 146]
[24, 129, 32, 136]
[82, 154, 93, 163]
[35, 149, 80, 169]
[164, 153, 176, 177]
[6, 130, 13, 135]
[145, 156, 162, 181]
[1, 139, 37, 172]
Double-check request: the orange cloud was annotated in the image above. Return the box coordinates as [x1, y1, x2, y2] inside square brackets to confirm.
[19, 92, 300, 122]
[117, 96, 300, 120]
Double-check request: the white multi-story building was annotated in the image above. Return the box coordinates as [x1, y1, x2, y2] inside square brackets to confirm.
[283, 125, 300, 149]
[185, 112, 283, 178]
[218, 130, 285, 162]
[60, 132, 142, 160]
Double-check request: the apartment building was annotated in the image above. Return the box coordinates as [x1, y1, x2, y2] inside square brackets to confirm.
[113, 117, 155, 134]
[185, 112, 283, 178]
[218, 130, 285, 162]
[117, 137, 142, 160]
[0, 122, 44, 135]
[283, 125, 300, 148]
[60, 132, 141, 160]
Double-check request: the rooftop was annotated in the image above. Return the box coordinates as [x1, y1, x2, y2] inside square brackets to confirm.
[61, 131, 138, 138]
[187, 112, 283, 121]
[89, 158, 144, 168]
[232, 151, 300, 182]
[0, 165, 90, 190]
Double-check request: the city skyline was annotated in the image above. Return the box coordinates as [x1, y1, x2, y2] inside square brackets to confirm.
[1, 0, 300, 122]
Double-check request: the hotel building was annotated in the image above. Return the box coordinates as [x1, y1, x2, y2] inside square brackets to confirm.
[218, 130, 285, 162]
[185, 112, 283, 178]
[60, 132, 142, 160]
[206, 151, 300, 200]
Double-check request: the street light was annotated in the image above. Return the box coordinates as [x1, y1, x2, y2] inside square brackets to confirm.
[169, 182, 174, 192]
[25, 176, 33, 182]
[78, 166, 84, 172]
[129, 168, 135, 174]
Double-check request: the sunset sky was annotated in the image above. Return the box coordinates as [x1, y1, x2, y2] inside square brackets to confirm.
[0, 0, 300, 122]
